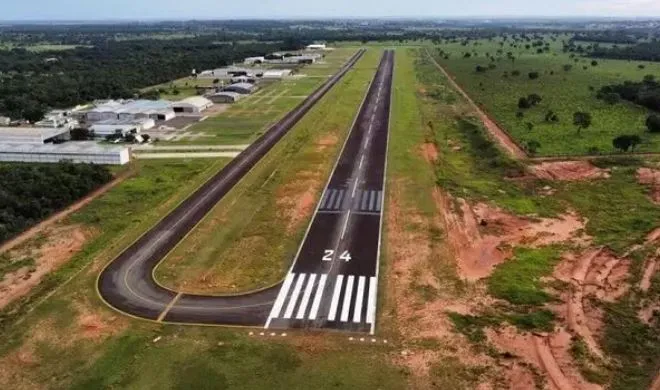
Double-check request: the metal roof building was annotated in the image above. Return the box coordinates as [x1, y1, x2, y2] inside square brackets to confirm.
[0, 127, 71, 144]
[171, 96, 214, 113]
[0, 141, 130, 165]
[86, 100, 175, 122]
[262, 69, 293, 79]
[207, 92, 242, 104]
[89, 118, 156, 137]
[222, 82, 256, 94]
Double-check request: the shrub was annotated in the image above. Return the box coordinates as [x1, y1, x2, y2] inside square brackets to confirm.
[603, 92, 621, 105]
[563, 64, 573, 71]
[475, 65, 487, 73]
[511, 70, 521, 76]
[518, 97, 531, 109]
[647, 114, 660, 133]
[591, 60, 598, 66]
[528, 71, 540, 79]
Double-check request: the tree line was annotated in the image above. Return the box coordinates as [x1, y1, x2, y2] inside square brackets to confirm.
[0, 162, 112, 243]
[590, 40, 660, 62]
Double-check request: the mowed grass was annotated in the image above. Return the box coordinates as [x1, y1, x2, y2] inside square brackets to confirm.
[169, 48, 359, 145]
[0, 48, 407, 390]
[154, 49, 381, 294]
[431, 35, 660, 155]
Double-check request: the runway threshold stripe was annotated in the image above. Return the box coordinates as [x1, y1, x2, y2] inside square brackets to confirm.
[340, 275, 355, 322]
[268, 273, 295, 320]
[334, 190, 344, 209]
[283, 273, 306, 319]
[296, 273, 317, 319]
[369, 191, 376, 211]
[326, 190, 337, 210]
[353, 276, 366, 323]
[366, 276, 377, 324]
[376, 190, 382, 212]
[327, 274, 344, 321]
[319, 190, 331, 209]
[308, 274, 327, 320]
[361, 191, 369, 210]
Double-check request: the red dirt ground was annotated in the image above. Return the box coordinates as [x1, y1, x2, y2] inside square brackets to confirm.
[530, 161, 610, 181]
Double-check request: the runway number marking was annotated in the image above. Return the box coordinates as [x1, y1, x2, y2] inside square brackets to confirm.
[322, 249, 352, 262]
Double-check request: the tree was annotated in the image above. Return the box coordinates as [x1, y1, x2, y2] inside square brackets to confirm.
[563, 64, 573, 71]
[647, 114, 660, 133]
[527, 93, 542, 106]
[511, 70, 521, 76]
[475, 65, 487, 73]
[518, 97, 531, 109]
[573, 112, 592, 135]
[603, 92, 621, 105]
[525, 122, 534, 131]
[612, 134, 642, 152]
[544, 110, 559, 122]
[525, 140, 541, 155]
[591, 60, 598, 66]
[70, 128, 94, 140]
[528, 72, 540, 79]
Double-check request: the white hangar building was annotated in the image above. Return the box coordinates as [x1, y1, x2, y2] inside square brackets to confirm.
[171, 96, 214, 114]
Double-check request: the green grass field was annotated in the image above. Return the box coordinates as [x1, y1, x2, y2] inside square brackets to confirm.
[154, 49, 381, 294]
[430, 34, 660, 156]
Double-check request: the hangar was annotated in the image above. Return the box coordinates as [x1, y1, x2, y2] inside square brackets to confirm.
[0, 142, 130, 165]
[207, 92, 242, 104]
[222, 82, 256, 94]
[0, 127, 70, 144]
[171, 96, 214, 113]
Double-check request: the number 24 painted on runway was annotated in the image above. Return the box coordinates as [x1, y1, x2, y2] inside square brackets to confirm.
[322, 249, 351, 262]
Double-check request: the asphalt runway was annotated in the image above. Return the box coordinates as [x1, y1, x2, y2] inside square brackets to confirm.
[266, 50, 394, 334]
[97, 49, 365, 326]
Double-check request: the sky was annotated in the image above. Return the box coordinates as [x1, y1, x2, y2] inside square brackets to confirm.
[3, 0, 660, 21]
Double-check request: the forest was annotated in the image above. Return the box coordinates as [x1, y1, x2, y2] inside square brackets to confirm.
[590, 40, 660, 62]
[598, 76, 660, 112]
[0, 162, 112, 242]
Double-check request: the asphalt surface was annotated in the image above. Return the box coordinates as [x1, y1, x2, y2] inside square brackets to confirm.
[98, 49, 365, 326]
[266, 50, 394, 334]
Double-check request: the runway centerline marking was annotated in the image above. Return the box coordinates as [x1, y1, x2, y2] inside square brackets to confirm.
[340, 210, 351, 240]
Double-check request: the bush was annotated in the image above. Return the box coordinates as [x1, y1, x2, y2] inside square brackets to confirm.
[511, 70, 521, 76]
[603, 92, 621, 105]
[647, 114, 660, 133]
[528, 71, 540, 79]
[518, 97, 531, 109]
[563, 64, 573, 71]
[612, 134, 642, 152]
[591, 60, 598, 66]
[475, 65, 487, 73]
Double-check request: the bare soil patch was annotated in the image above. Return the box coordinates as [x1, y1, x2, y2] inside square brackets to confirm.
[276, 170, 324, 233]
[315, 133, 338, 152]
[0, 224, 95, 310]
[436, 191, 587, 280]
[420, 143, 439, 163]
[530, 161, 610, 181]
[637, 167, 660, 204]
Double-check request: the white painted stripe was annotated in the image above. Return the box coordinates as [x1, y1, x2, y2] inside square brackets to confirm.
[340, 210, 351, 240]
[376, 190, 382, 211]
[353, 276, 366, 323]
[351, 180, 358, 198]
[327, 275, 344, 321]
[361, 191, 369, 210]
[283, 273, 306, 319]
[340, 275, 355, 322]
[333, 190, 344, 209]
[308, 274, 327, 320]
[358, 154, 364, 169]
[366, 276, 377, 324]
[319, 190, 332, 209]
[267, 273, 296, 321]
[369, 191, 376, 211]
[325, 189, 337, 209]
[296, 273, 317, 319]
